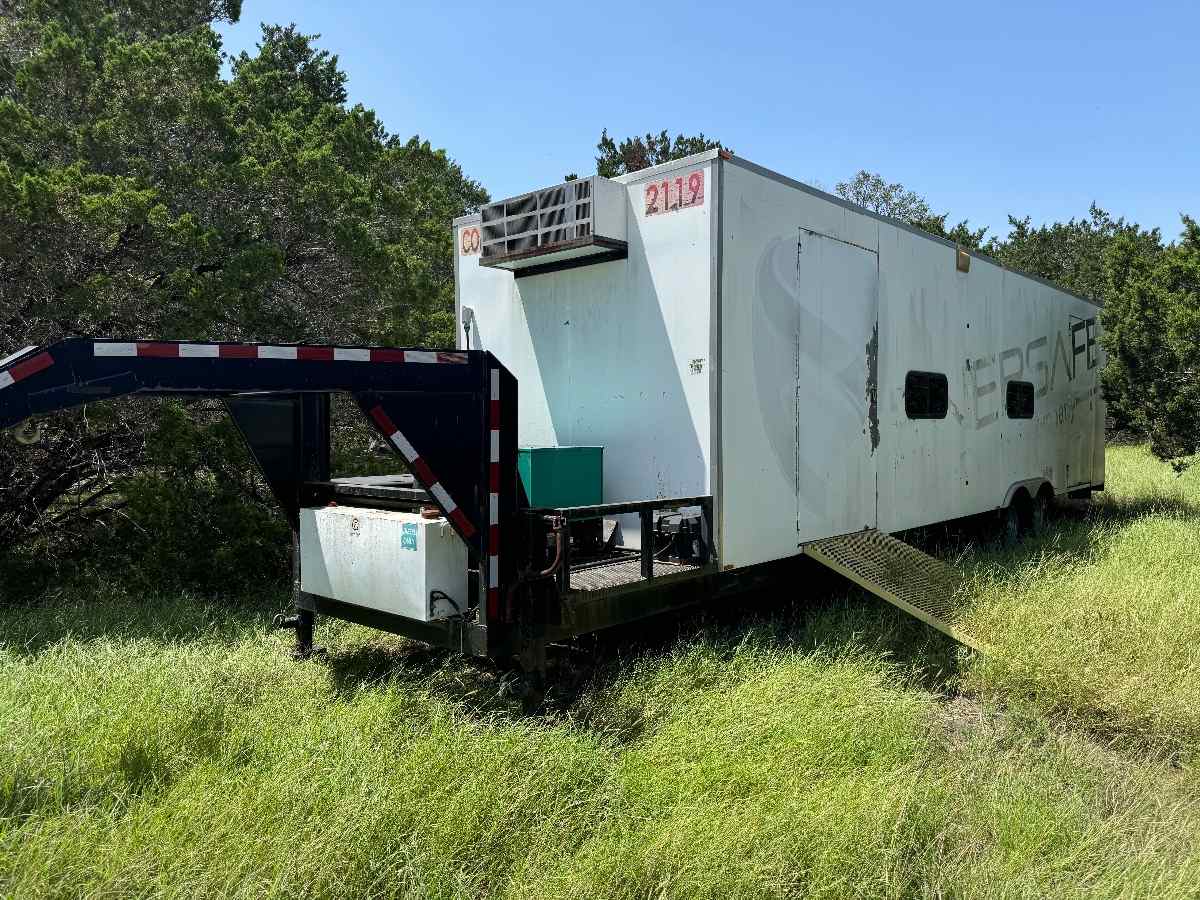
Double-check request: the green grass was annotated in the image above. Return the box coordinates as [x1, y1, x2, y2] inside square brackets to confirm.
[2, 445, 1200, 898]
[962, 445, 1200, 761]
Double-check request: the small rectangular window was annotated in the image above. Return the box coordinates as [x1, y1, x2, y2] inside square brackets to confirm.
[905, 371, 948, 419]
[1006, 380, 1035, 419]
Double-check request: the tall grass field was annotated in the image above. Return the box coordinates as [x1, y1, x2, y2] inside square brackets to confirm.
[2, 445, 1199, 898]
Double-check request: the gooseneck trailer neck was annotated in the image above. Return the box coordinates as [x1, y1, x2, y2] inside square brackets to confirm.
[0, 338, 718, 675]
[0, 339, 515, 644]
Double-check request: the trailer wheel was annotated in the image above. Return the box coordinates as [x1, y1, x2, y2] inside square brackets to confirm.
[1030, 490, 1051, 536]
[1001, 487, 1037, 547]
[1001, 503, 1022, 547]
[499, 667, 545, 714]
[519, 670, 545, 715]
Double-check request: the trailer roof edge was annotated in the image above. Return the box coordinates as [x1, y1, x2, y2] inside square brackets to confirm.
[722, 154, 1103, 309]
[610, 148, 724, 184]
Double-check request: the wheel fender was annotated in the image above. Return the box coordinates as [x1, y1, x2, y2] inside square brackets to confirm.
[1000, 477, 1051, 509]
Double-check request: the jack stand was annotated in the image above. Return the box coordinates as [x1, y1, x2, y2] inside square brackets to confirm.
[272, 608, 324, 660]
[514, 637, 547, 714]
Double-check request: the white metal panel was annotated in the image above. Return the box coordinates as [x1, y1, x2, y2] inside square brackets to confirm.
[456, 153, 1105, 572]
[874, 223, 1105, 532]
[456, 221, 559, 446]
[794, 233, 880, 539]
[718, 162, 881, 566]
[299, 507, 467, 621]
[874, 223, 978, 527]
[455, 160, 716, 532]
[591, 176, 627, 242]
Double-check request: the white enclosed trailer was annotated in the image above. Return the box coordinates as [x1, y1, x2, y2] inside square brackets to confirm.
[0, 151, 1106, 688]
[454, 150, 1105, 588]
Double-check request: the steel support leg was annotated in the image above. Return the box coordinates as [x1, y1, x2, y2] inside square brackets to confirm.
[513, 634, 547, 714]
[640, 509, 654, 579]
[294, 608, 315, 659]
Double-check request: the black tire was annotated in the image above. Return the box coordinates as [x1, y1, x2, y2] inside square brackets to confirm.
[499, 666, 546, 714]
[1030, 492, 1050, 536]
[520, 670, 545, 715]
[1002, 503, 1022, 547]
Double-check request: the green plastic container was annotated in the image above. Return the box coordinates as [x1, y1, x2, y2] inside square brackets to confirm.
[517, 446, 603, 509]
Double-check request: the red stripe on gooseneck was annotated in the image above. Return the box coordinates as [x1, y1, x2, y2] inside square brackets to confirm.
[448, 507, 475, 537]
[410, 457, 436, 486]
[137, 342, 178, 358]
[370, 349, 406, 363]
[8, 352, 53, 381]
[368, 405, 398, 436]
[297, 346, 334, 361]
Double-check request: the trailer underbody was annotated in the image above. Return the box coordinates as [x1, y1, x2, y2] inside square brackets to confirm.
[1, 337, 992, 708]
[0, 340, 742, 680]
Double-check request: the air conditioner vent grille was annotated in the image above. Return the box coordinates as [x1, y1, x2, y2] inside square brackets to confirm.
[479, 177, 604, 262]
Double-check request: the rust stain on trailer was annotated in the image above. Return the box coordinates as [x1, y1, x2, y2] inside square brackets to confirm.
[865, 322, 880, 452]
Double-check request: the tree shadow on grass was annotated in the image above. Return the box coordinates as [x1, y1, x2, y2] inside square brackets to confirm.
[321, 635, 518, 717]
[323, 491, 1188, 721]
[20, 493, 1167, 719]
[0, 586, 281, 656]
[900, 492, 1200, 586]
[1085, 492, 1200, 523]
[321, 557, 972, 721]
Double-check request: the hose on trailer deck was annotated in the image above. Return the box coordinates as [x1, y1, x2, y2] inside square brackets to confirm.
[503, 516, 566, 621]
[536, 517, 565, 578]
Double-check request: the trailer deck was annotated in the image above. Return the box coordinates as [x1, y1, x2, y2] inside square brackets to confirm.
[567, 554, 706, 594]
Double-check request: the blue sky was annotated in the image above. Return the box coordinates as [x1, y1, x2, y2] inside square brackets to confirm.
[217, 1, 1200, 242]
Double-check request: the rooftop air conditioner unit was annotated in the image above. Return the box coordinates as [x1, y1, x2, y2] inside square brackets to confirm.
[479, 175, 627, 272]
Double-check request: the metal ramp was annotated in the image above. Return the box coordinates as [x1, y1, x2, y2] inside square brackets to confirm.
[803, 529, 983, 651]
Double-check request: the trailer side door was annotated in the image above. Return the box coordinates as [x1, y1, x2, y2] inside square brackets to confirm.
[791, 230, 880, 541]
[719, 156, 882, 568]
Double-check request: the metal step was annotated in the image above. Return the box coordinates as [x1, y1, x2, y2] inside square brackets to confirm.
[802, 529, 983, 650]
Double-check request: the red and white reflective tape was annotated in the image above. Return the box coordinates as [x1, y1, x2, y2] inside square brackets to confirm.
[367, 405, 476, 539]
[488, 367, 501, 621]
[0, 352, 54, 391]
[93, 342, 467, 364]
